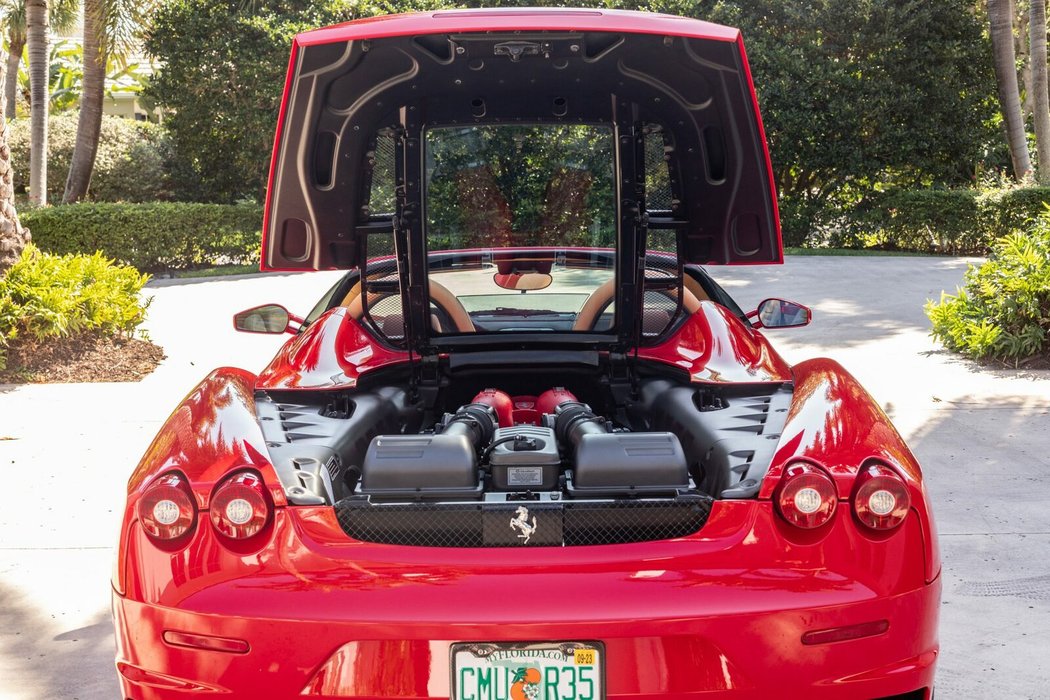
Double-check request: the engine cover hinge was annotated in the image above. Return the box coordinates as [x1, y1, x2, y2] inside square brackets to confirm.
[606, 351, 637, 409]
[412, 351, 446, 416]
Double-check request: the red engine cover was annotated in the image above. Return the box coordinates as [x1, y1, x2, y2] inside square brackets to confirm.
[470, 389, 514, 427]
[536, 387, 579, 416]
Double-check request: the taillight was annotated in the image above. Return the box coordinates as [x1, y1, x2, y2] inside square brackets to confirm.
[138, 472, 196, 543]
[210, 471, 272, 540]
[853, 463, 911, 530]
[775, 463, 837, 529]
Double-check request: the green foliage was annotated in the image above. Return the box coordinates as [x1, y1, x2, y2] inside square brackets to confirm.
[16, 38, 154, 112]
[841, 190, 983, 254]
[978, 186, 1050, 239]
[927, 209, 1050, 363]
[9, 112, 169, 203]
[805, 186, 1050, 254]
[21, 202, 263, 272]
[143, 0, 995, 233]
[145, 0, 461, 202]
[708, 0, 997, 206]
[0, 245, 150, 370]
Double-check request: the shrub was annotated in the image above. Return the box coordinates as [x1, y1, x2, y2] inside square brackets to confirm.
[21, 202, 263, 272]
[806, 186, 1050, 254]
[0, 245, 150, 370]
[978, 186, 1050, 240]
[926, 208, 1050, 363]
[9, 112, 170, 203]
[849, 190, 983, 254]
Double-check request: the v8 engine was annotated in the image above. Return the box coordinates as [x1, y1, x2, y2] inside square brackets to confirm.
[358, 388, 691, 500]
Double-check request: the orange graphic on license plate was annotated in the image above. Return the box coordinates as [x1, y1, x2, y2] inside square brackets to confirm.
[511, 667, 541, 700]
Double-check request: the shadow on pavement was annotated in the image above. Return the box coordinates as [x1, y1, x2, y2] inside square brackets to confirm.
[905, 394, 1050, 699]
[0, 579, 120, 699]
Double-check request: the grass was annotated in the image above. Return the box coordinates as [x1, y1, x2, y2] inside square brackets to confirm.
[171, 264, 261, 278]
[784, 247, 936, 257]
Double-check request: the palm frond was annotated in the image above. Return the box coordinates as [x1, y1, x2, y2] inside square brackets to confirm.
[0, 0, 77, 41]
[99, 0, 158, 62]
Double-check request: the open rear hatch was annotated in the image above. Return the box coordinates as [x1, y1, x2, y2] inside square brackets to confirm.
[263, 8, 781, 274]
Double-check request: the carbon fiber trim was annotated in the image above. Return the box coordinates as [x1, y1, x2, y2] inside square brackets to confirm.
[333, 495, 713, 547]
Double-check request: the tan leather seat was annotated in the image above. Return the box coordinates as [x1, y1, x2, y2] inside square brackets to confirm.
[572, 277, 707, 331]
[342, 278, 475, 333]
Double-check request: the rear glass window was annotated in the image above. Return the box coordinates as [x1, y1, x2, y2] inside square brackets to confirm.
[422, 125, 619, 335]
[425, 125, 616, 250]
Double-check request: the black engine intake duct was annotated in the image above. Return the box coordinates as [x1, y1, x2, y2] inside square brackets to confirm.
[550, 401, 690, 496]
[554, 402, 611, 446]
[440, 403, 498, 448]
[357, 402, 497, 500]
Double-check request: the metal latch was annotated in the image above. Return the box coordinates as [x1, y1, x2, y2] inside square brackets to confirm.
[494, 40, 552, 61]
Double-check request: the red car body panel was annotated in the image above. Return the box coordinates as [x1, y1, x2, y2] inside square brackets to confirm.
[636, 301, 792, 384]
[115, 497, 937, 698]
[115, 355, 940, 698]
[256, 307, 410, 391]
[116, 8, 938, 699]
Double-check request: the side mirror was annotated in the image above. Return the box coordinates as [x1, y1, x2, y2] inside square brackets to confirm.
[233, 304, 296, 334]
[751, 298, 812, 329]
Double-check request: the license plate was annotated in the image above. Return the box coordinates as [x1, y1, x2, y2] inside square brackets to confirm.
[451, 642, 604, 700]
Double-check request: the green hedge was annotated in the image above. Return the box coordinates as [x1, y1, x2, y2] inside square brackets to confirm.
[9, 112, 170, 203]
[806, 186, 1050, 254]
[22, 202, 263, 273]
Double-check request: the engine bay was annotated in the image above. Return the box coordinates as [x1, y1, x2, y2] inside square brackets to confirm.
[359, 388, 691, 500]
[255, 364, 793, 508]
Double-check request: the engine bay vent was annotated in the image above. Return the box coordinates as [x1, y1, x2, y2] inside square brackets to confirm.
[335, 494, 713, 547]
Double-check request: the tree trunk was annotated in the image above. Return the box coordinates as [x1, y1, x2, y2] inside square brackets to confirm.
[0, 57, 30, 276]
[64, 0, 105, 203]
[990, 0, 1034, 179]
[1033, 0, 1050, 183]
[4, 35, 25, 121]
[26, 0, 50, 206]
[1018, 1, 1033, 120]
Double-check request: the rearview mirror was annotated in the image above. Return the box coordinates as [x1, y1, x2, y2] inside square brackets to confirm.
[492, 271, 553, 291]
[753, 298, 812, 329]
[233, 304, 294, 334]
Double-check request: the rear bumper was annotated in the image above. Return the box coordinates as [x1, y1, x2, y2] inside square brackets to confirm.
[114, 502, 939, 699]
[114, 580, 938, 699]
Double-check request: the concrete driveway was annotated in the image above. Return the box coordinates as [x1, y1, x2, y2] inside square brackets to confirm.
[1, 256, 1048, 699]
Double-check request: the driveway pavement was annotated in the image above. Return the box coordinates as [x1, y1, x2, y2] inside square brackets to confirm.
[1, 256, 1048, 699]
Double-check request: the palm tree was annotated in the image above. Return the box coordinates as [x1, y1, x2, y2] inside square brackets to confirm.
[64, 0, 151, 203]
[0, 59, 29, 275]
[25, 0, 47, 206]
[2, 0, 78, 120]
[989, 0, 1033, 179]
[1032, 0, 1050, 183]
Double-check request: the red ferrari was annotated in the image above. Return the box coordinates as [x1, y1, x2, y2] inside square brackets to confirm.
[113, 8, 939, 699]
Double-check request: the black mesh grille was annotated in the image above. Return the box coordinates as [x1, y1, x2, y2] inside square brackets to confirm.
[367, 294, 405, 340]
[641, 262, 683, 338]
[368, 132, 396, 215]
[334, 496, 713, 547]
[644, 125, 673, 212]
[361, 256, 404, 342]
[641, 289, 678, 338]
